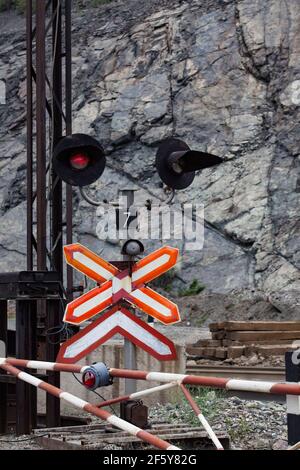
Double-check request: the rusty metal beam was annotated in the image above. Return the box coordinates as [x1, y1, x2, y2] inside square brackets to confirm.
[26, 0, 33, 271]
[35, 0, 47, 271]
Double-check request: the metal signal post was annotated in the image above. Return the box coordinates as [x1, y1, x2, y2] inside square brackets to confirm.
[26, 0, 74, 430]
[27, 0, 73, 282]
[121, 188, 138, 395]
[0, 0, 74, 435]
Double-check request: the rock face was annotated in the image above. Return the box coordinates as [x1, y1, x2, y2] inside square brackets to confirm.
[0, 1, 299, 309]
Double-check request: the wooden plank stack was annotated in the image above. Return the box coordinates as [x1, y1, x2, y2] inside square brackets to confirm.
[187, 321, 300, 360]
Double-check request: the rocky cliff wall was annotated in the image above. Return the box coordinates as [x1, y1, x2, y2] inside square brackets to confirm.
[0, 0, 299, 310]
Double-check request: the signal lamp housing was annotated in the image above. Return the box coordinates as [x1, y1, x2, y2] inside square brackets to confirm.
[156, 138, 222, 190]
[82, 362, 112, 391]
[53, 133, 106, 187]
[121, 239, 145, 257]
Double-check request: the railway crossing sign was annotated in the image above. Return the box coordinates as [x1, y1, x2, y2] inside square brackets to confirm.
[58, 243, 180, 363]
[63, 244, 180, 325]
[57, 305, 177, 363]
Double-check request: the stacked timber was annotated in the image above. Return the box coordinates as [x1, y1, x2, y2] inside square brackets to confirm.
[187, 321, 300, 360]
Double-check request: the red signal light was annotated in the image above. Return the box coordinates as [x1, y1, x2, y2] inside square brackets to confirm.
[70, 153, 90, 170]
[82, 370, 96, 389]
[53, 134, 106, 186]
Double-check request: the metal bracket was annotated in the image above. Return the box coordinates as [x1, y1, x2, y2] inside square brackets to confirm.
[0, 271, 63, 300]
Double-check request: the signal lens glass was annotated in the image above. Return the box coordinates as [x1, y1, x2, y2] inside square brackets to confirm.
[70, 153, 90, 170]
[83, 371, 96, 389]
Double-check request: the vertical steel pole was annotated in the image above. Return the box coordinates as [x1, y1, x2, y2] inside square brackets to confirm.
[16, 300, 37, 435]
[35, 0, 47, 271]
[46, 298, 61, 427]
[0, 300, 7, 434]
[21, 0, 38, 435]
[65, 0, 73, 301]
[51, 0, 63, 277]
[26, 0, 33, 271]
[121, 189, 137, 395]
[45, 0, 63, 428]
[286, 351, 300, 445]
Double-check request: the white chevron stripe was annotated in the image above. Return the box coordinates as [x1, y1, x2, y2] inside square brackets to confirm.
[132, 254, 170, 283]
[63, 310, 173, 360]
[130, 289, 171, 317]
[73, 251, 114, 280]
[72, 287, 112, 318]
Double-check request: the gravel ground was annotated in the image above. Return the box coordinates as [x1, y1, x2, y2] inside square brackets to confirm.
[149, 394, 288, 450]
[188, 355, 285, 368]
[0, 435, 44, 450]
[0, 395, 288, 450]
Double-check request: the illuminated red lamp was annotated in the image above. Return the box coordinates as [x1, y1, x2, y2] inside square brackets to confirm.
[82, 370, 96, 389]
[70, 153, 90, 170]
[53, 133, 106, 187]
[81, 363, 112, 391]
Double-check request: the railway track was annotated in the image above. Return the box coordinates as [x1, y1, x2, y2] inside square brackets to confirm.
[33, 422, 230, 450]
[186, 364, 285, 382]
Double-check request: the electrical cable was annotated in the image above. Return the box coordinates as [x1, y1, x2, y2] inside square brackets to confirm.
[71, 373, 116, 416]
[45, 322, 73, 344]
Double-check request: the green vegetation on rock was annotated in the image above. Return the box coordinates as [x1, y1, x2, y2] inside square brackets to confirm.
[178, 279, 205, 297]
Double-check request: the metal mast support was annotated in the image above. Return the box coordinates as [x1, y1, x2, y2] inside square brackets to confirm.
[25, 0, 73, 432]
[121, 189, 138, 395]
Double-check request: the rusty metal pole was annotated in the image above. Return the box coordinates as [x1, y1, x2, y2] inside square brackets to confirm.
[51, 0, 63, 277]
[20, 0, 74, 434]
[36, 0, 47, 271]
[120, 189, 137, 395]
[16, 0, 38, 436]
[26, 0, 33, 271]
[65, 0, 73, 301]
[0, 300, 7, 434]
[45, 0, 64, 428]
[15, 300, 37, 435]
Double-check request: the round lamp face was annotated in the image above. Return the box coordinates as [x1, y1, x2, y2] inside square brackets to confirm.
[70, 153, 90, 170]
[156, 138, 195, 190]
[53, 134, 106, 187]
[82, 370, 96, 389]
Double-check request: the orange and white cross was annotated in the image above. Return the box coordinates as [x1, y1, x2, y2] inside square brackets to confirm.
[63, 243, 180, 326]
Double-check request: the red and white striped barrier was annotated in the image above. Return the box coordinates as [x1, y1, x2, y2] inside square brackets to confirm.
[179, 384, 224, 450]
[0, 361, 179, 451]
[1, 358, 88, 373]
[96, 382, 177, 409]
[3, 357, 299, 450]
[109, 368, 300, 396]
[2, 359, 300, 396]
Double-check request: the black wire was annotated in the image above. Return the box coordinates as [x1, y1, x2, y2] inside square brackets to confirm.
[71, 373, 116, 416]
[46, 322, 73, 345]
